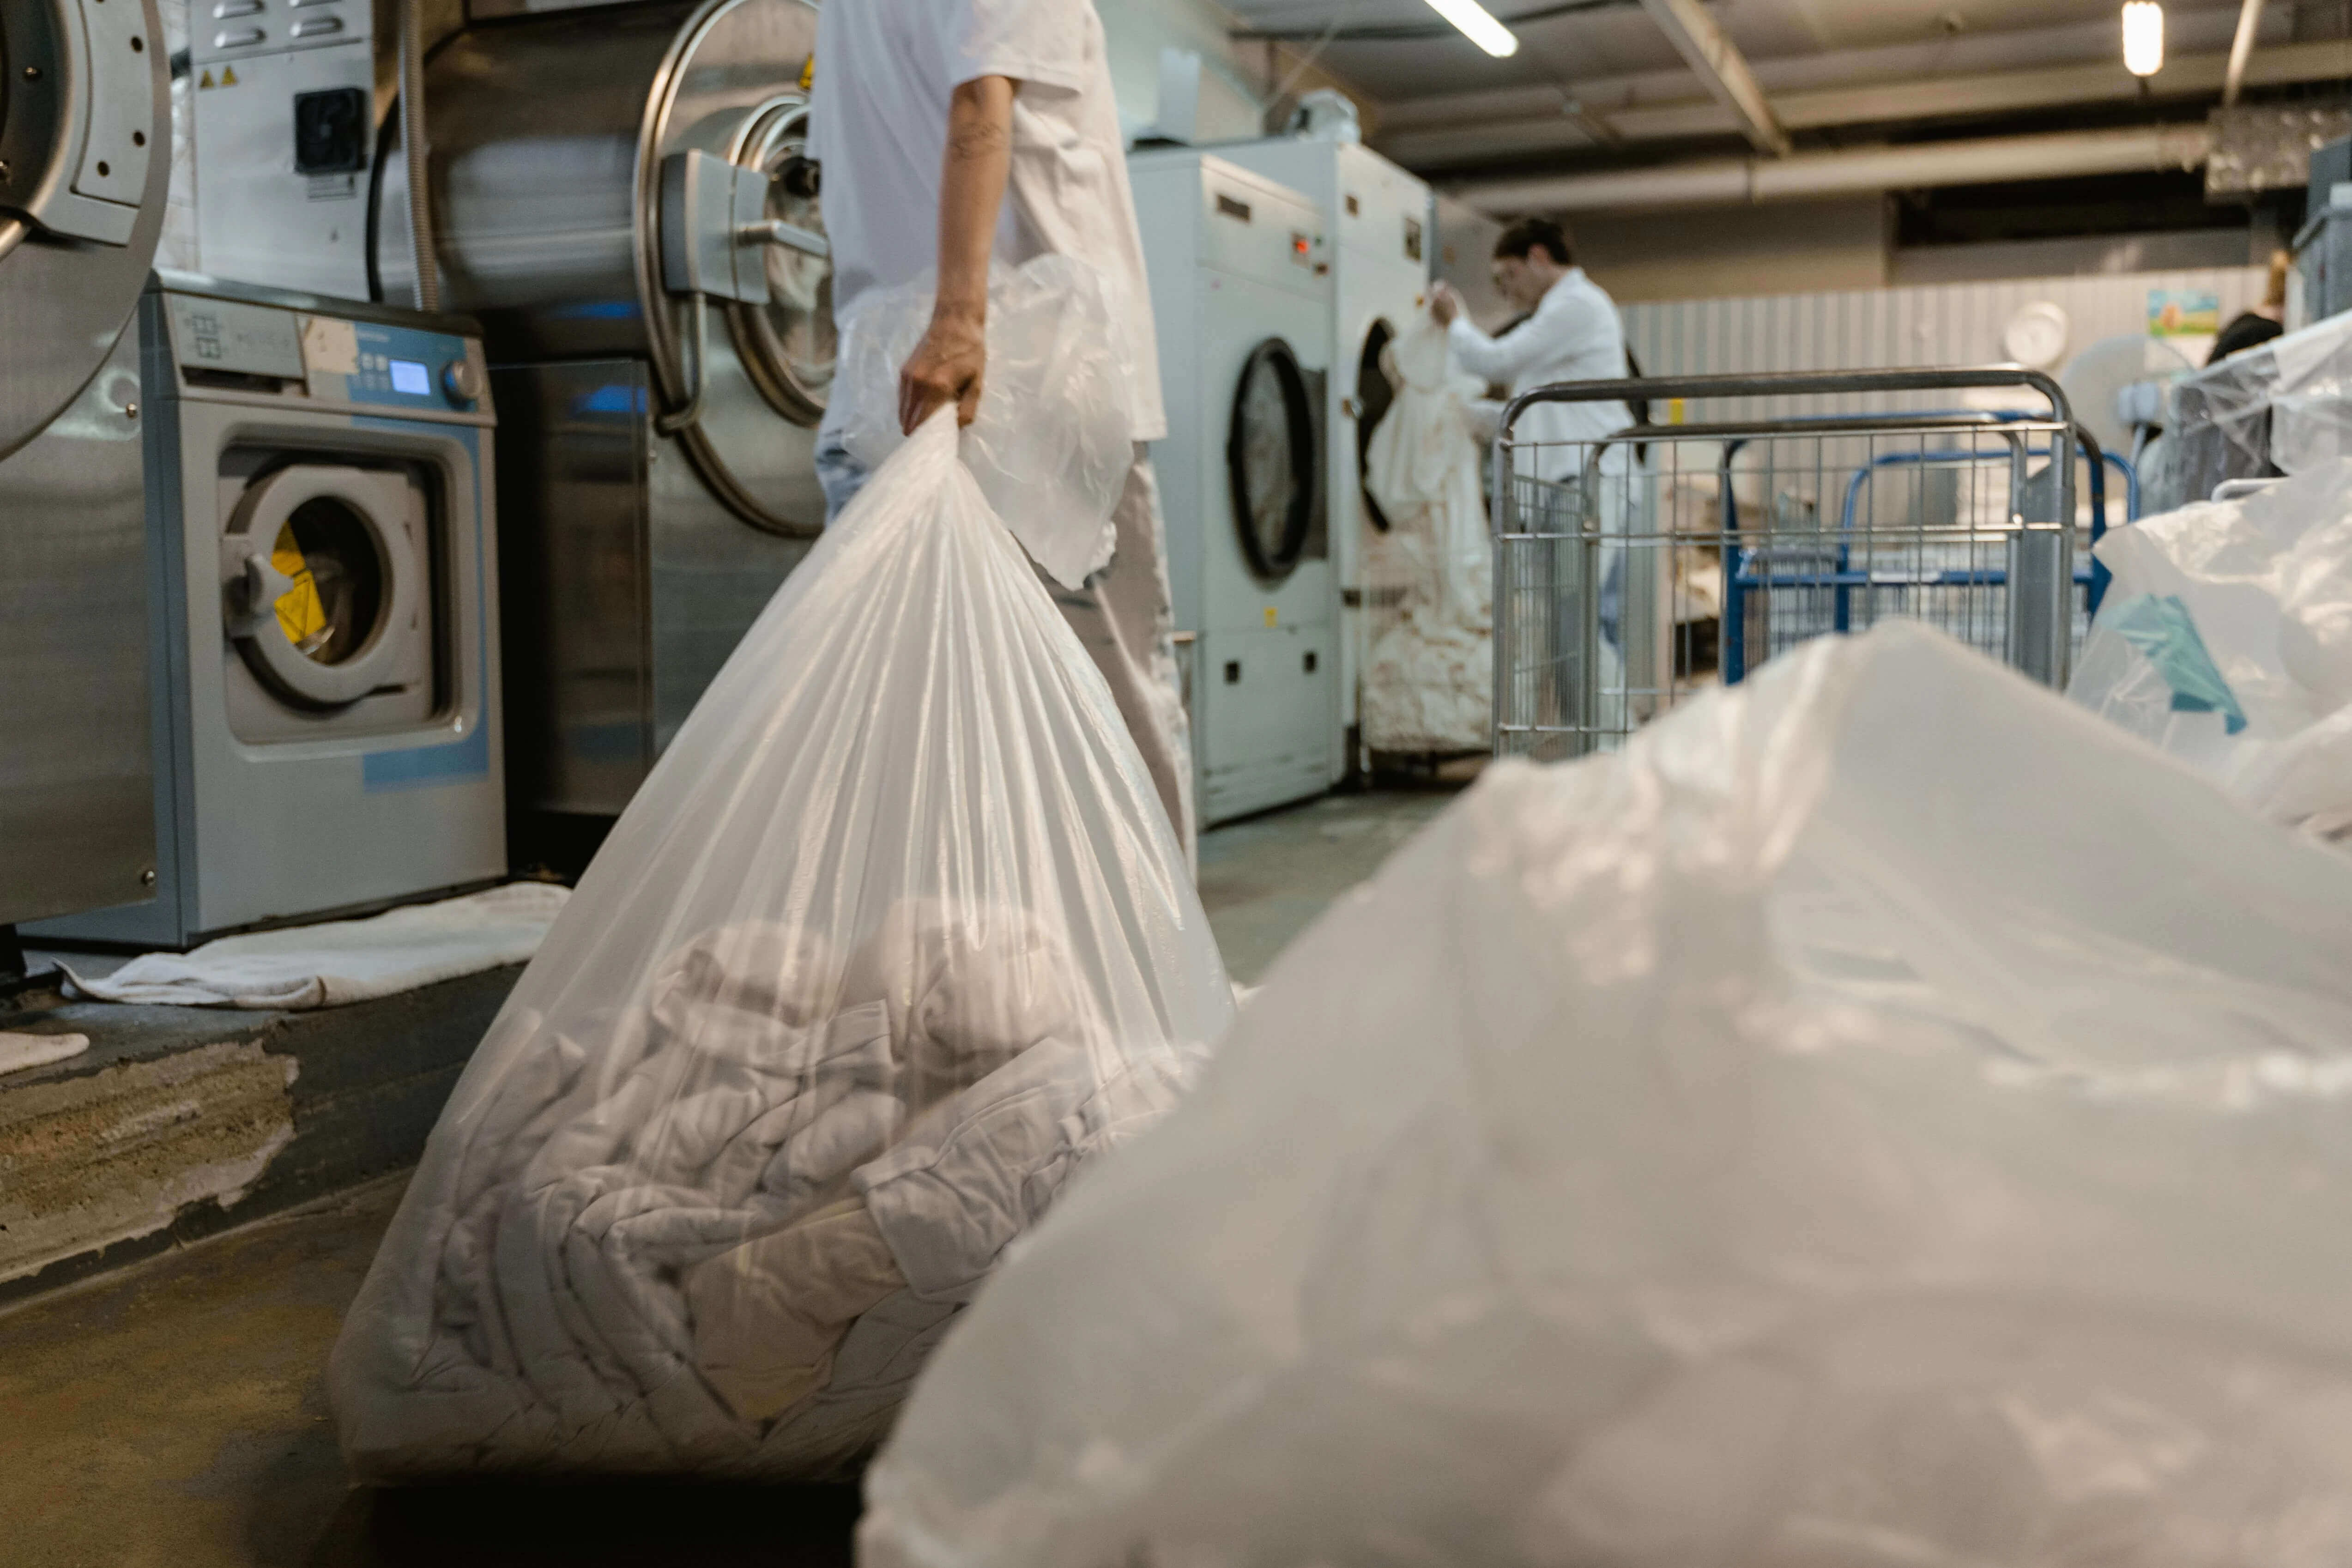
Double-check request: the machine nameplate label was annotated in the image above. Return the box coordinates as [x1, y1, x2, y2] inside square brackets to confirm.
[168, 296, 306, 380]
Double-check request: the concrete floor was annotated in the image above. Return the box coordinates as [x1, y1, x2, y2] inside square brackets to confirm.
[0, 785, 1463, 1568]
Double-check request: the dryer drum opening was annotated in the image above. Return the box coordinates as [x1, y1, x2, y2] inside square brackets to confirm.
[1229, 336, 1319, 582]
[1357, 318, 1397, 534]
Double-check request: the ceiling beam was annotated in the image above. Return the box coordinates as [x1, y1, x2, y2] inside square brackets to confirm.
[2224, 0, 2265, 104]
[1375, 34, 2352, 170]
[1635, 0, 1791, 156]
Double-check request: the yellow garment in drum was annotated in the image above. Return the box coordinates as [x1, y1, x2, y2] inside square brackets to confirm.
[270, 524, 331, 655]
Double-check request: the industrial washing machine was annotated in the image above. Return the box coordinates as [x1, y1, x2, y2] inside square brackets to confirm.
[1220, 133, 1433, 768]
[1130, 149, 1339, 826]
[33, 272, 503, 947]
[0, 0, 172, 934]
[372, 0, 832, 840]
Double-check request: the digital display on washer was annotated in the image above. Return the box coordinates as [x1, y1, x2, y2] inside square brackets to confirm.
[388, 360, 431, 397]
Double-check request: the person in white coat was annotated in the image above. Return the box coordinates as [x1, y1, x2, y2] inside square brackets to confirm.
[805, 0, 1194, 859]
[1433, 218, 1645, 728]
[1430, 217, 1632, 484]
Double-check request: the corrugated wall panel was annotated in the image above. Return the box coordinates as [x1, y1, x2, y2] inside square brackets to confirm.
[1623, 266, 2265, 403]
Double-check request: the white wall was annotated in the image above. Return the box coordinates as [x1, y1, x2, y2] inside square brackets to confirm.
[1097, 0, 1267, 142]
[1578, 200, 1892, 304]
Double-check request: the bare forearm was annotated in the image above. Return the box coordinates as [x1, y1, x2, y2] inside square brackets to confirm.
[898, 75, 1014, 431]
[937, 75, 1014, 324]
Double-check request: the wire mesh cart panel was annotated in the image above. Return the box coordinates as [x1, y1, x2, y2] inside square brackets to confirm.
[1493, 369, 2113, 762]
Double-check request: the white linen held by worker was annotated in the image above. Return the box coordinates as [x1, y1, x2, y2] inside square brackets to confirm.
[831, 256, 1132, 591]
[860, 622, 2352, 1568]
[1362, 316, 1493, 752]
[2070, 456, 2352, 842]
[328, 409, 1233, 1477]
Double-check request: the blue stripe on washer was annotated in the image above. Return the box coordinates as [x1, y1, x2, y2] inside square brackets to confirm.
[355, 418, 492, 792]
[364, 718, 492, 788]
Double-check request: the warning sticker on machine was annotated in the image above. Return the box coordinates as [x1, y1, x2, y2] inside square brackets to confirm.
[301, 315, 359, 377]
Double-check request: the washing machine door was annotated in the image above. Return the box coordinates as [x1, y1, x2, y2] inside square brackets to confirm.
[223, 466, 428, 711]
[1228, 336, 1320, 582]
[0, 0, 167, 460]
[724, 94, 833, 426]
[1356, 318, 1398, 533]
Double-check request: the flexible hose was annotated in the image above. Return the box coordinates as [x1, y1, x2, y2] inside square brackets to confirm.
[399, 0, 438, 312]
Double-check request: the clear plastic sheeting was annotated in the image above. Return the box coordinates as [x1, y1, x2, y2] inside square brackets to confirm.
[1361, 317, 1492, 753]
[832, 256, 1133, 590]
[329, 410, 1232, 1477]
[2071, 457, 2352, 841]
[2161, 310, 2352, 510]
[860, 621, 2352, 1568]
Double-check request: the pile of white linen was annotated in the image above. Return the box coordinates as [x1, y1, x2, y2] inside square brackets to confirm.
[1362, 316, 1493, 753]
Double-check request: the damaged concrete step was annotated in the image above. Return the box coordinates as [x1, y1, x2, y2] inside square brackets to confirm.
[0, 966, 517, 1305]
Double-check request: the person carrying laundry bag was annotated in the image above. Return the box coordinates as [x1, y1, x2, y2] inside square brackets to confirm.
[805, 0, 1194, 862]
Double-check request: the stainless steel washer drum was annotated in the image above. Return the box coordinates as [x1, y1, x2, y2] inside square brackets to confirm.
[377, 0, 831, 534]
[0, 0, 170, 460]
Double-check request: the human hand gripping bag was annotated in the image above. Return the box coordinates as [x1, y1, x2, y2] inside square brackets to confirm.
[860, 621, 2352, 1568]
[327, 406, 1233, 1477]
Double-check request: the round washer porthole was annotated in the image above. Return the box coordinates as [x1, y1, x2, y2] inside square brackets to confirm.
[1227, 336, 1318, 581]
[224, 465, 423, 711]
[725, 95, 835, 427]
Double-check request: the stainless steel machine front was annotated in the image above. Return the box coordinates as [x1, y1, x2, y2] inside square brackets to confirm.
[375, 0, 832, 826]
[0, 0, 171, 926]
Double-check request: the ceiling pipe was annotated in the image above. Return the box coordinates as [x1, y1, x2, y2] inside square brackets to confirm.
[2223, 0, 2265, 104]
[1456, 122, 2216, 214]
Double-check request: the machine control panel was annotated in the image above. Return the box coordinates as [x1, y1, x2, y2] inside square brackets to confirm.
[157, 286, 490, 423]
[166, 295, 308, 379]
[325, 319, 488, 413]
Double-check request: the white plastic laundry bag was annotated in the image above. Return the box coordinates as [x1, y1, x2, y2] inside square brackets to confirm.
[831, 255, 1133, 591]
[1362, 316, 1493, 752]
[861, 621, 2352, 1568]
[329, 408, 1232, 1477]
[2070, 456, 2352, 839]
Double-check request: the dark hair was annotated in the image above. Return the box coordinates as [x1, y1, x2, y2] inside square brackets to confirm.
[1494, 218, 1572, 266]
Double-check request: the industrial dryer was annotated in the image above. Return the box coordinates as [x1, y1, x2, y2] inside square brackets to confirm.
[1130, 149, 1340, 827]
[1218, 134, 1434, 766]
[0, 0, 172, 930]
[373, 0, 833, 838]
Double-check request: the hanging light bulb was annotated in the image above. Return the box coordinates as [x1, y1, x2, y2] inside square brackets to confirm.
[2122, 1, 2165, 78]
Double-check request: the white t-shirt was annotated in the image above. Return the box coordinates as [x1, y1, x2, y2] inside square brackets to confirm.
[808, 0, 1167, 442]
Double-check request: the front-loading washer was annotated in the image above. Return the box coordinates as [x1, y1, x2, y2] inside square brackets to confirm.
[1130, 150, 1340, 826]
[33, 272, 503, 949]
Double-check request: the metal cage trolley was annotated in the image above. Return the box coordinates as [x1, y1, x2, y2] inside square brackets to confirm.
[1492, 369, 2115, 761]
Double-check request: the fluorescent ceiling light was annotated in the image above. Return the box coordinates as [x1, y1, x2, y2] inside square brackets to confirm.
[1422, 0, 1520, 57]
[2122, 1, 2165, 77]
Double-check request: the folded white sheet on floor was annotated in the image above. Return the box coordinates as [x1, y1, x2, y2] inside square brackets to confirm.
[2070, 456, 2352, 842]
[65, 884, 570, 1010]
[329, 410, 1232, 1478]
[859, 622, 2352, 1568]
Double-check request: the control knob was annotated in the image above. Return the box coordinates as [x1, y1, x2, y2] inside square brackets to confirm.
[442, 357, 484, 404]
